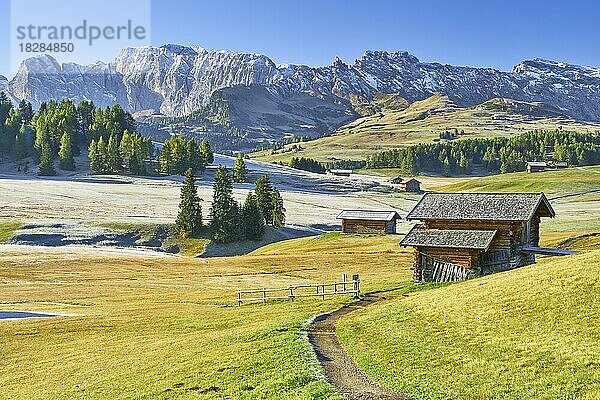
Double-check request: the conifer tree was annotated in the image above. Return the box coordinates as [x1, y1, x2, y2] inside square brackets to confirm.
[200, 139, 214, 164]
[58, 131, 75, 171]
[107, 134, 121, 172]
[255, 175, 275, 225]
[13, 122, 28, 159]
[88, 139, 99, 174]
[175, 168, 203, 238]
[271, 188, 286, 228]
[210, 166, 239, 243]
[232, 153, 248, 183]
[242, 192, 265, 240]
[38, 133, 55, 176]
[96, 136, 108, 173]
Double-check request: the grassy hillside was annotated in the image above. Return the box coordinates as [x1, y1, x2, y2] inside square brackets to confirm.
[0, 234, 413, 399]
[337, 250, 600, 400]
[251, 94, 600, 163]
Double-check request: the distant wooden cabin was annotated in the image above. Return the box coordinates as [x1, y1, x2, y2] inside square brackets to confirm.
[554, 161, 568, 169]
[400, 178, 421, 192]
[527, 161, 547, 173]
[328, 169, 352, 177]
[390, 175, 404, 185]
[400, 192, 556, 283]
[337, 210, 401, 234]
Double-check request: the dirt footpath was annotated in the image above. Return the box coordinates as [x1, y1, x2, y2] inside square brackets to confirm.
[308, 294, 409, 400]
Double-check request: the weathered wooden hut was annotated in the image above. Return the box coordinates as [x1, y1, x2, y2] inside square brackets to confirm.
[337, 210, 401, 234]
[400, 192, 556, 282]
[527, 161, 547, 173]
[400, 178, 421, 192]
[389, 176, 404, 185]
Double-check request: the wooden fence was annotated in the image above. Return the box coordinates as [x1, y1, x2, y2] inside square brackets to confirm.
[236, 274, 360, 306]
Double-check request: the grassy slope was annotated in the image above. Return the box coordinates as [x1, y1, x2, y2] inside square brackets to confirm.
[251, 94, 600, 163]
[337, 250, 600, 400]
[0, 220, 21, 242]
[0, 234, 413, 400]
[438, 166, 600, 246]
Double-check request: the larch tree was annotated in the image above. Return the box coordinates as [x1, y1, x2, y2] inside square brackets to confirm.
[242, 192, 265, 240]
[58, 131, 75, 171]
[210, 165, 240, 243]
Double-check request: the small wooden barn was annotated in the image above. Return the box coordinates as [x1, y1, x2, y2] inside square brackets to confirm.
[337, 210, 401, 234]
[400, 178, 421, 192]
[527, 161, 547, 173]
[400, 192, 556, 282]
[390, 175, 404, 185]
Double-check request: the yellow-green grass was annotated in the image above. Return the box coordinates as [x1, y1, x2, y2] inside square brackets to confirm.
[0, 234, 414, 399]
[438, 166, 600, 241]
[0, 220, 21, 242]
[337, 250, 600, 400]
[251, 94, 600, 164]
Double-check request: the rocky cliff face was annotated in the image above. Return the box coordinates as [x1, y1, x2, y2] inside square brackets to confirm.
[5, 45, 600, 139]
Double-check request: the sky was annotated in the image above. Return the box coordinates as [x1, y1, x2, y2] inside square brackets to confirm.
[0, 0, 599, 78]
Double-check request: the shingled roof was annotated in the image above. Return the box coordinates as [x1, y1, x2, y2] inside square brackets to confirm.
[406, 192, 555, 221]
[337, 210, 401, 221]
[400, 225, 497, 250]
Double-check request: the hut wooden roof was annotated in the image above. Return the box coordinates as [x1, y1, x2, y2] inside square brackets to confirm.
[400, 225, 497, 250]
[337, 210, 401, 221]
[406, 192, 555, 221]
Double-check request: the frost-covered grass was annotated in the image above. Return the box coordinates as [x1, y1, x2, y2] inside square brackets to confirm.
[0, 220, 21, 242]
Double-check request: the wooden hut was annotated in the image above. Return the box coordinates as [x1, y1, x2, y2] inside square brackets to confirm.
[337, 210, 401, 234]
[527, 161, 547, 173]
[400, 192, 556, 282]
[400, 178, 421, 192]
[389, 176, 404, 185]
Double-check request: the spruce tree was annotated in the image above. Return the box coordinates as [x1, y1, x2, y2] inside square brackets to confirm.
[242, 192, 265, 240]
[38, 134, 56, 176]
[255, 175, 275, 225]
[232, 153, 248, 183]
[58, 131, 75, 171]
[175, 168, 203, 238]
[210, 166, 239, 243]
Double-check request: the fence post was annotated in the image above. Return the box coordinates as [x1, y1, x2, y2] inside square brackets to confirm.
[322, 283, 325, 300]
[352, 274, 360, 297]
[342, 274, 347, 292]
[237, 291, 242, 306]
[263, 289, 267, 304]
[289, 286, 294, 301]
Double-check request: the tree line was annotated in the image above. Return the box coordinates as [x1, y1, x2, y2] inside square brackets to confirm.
[175, 166, 285, 243]
[0, 93, 214, 177]
[365, 130, 600, 175]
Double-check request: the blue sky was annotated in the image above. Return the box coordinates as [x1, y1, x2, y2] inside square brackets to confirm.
[1, 0, 599, 77]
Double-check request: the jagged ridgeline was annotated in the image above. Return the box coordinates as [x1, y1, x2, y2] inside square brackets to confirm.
[8, 45, 600, 152]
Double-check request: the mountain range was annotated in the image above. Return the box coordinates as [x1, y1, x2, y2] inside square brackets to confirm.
[4, 44, 600, 150]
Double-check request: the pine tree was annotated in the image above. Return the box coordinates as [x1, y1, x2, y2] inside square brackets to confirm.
[58, 131, 75, 171]
[210, 166, 239, 243]
[38, 133, 56, 176]
[88, 139, 99, 174]
[107, 134, 121, 173]
[242, 192, 265, 240]
[200, 140, 214, 164]
[175, 168, 203, 238]
[232, 153, 248, 183]
[255, 175, 275, 225]
[13, 122, 28, 159]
